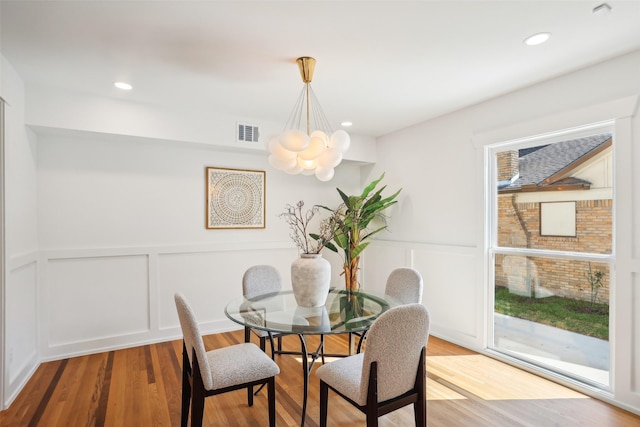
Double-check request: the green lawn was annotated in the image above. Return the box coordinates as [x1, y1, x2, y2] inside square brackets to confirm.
[494, 287, 609, 341]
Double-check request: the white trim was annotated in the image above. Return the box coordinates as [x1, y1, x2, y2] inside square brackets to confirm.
[476, 95, 639, 400]
[0, 90, 6, 409]
[42, 240, 295, 260]
[35, 241, 299, 361]
[472, 95, 638, 148]
[611, 115, 635, 404]
[486, 125, 616, 388]
[7, 251, 38, 271]
[492, 247, 613, 262]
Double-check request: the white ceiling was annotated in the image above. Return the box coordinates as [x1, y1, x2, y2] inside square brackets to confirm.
[2, 1, 640, 137]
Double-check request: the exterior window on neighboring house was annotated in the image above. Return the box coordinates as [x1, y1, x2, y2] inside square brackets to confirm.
[490, 131, 613, 389]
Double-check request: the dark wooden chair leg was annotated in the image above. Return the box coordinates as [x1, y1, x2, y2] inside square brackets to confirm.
[247, 386, 253, 406]
[415, 399, 426, 427]
[268, 377, 276, 427]
[320, 380, 329, 427]
[244, 327, 254, 402]
[267, 334, 277, 360]
[365, 361, 379, 427]
[181, 344, 191, 427]
[414, 347, 427, 427]
[190, 389, 205, 427]
[191, 354, 206, 427]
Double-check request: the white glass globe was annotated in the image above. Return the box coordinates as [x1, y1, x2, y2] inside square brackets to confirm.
[301, 168, 316, 176]
[265, 135, 280, 153]
[280, 129, 310, 152]
[315, 166, 335, 182]
[310, 130, 329, 146]
[268, 136, 297, 161]
[268, 154, 296, 171]
[284, 163, 304, 175]
[329, 130, 350, 153]
[317, 146, 343, 168]
[298, 136, 326, 160]
[297, 157, 318, 170]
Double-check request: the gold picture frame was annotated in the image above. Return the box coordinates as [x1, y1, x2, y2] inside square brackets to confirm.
[205, 167, 265, 229]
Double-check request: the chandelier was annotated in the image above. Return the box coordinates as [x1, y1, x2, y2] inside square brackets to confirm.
[266, 57, 350, 181]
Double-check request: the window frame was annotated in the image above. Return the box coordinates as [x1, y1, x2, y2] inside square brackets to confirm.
[485, 121, 615, 389]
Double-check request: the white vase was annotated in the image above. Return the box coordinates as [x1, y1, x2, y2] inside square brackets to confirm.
[293, 306, 330, 329]
[291, 253, 331, 307]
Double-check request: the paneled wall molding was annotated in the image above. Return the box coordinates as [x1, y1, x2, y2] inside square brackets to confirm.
[369, 238, 476, 252]
[40, 318, 238, 363]
[4, 351, 38, 411]
[7, 250, 38, 271]
[38, 242, 301, 361]
[364, 239, 482, 349]
[42, 240, 296, 260]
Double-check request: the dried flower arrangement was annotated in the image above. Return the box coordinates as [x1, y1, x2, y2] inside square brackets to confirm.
[279, 200, 337, 254]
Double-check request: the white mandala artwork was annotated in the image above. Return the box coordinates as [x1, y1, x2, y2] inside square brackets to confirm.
[206, 167, 265, 229]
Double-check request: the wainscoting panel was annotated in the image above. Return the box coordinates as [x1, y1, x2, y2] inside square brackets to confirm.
[361, 243, 411, 295]
[36, 240, 481, 361]
[413, 246, 479, 339]
[46, 255, 150, 348]
[157, 246, 296, 332]
[364, 241, 480, 348]
[5, 256, 38, 404]
[39, 243, 300, 360]
[633, 271, 640, 397]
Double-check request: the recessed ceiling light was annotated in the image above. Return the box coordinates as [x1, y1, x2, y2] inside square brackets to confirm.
[114, 81, 133, 90]
[341, 121, 353, 127]
[524, 32, 551, 46]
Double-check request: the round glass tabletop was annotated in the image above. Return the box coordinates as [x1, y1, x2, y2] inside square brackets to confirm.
[225, 287, 399, 335]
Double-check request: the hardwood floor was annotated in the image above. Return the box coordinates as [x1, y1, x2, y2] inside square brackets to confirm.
[1, 330, 638, 426]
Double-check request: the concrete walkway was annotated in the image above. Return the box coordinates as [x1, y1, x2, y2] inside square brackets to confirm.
[494, 313, 609, 385]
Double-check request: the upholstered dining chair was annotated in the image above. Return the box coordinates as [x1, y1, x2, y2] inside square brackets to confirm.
[174, 293, 280, 427]
[242, 265, 284, 358]
[352, 267, 424, 353]
[385, 267, 424, 305]
[316, 303, 430, 427]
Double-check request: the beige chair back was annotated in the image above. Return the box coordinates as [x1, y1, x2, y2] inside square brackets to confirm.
[242, 265, 282, 299]
[385, 267, 423, 304]
[361, 303, 430, 403]
[174, 293, 214, 390]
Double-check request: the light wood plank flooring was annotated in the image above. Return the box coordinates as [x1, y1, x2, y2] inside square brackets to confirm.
[1, 330, 638, 426]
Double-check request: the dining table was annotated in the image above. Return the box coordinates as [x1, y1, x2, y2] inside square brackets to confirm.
[224, 287, 399, 426]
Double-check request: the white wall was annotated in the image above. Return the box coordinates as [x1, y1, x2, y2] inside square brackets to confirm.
[0, 51, 373, 407]
[36, 130, 362, 360]
[1, 54, 39, 409]
[367, 49, 640, 413]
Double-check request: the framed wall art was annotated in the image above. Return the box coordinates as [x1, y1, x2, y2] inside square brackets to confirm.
[205, 167, 265, 229]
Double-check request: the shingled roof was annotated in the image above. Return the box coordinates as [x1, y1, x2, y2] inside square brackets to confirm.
[500, 133, 612, 193]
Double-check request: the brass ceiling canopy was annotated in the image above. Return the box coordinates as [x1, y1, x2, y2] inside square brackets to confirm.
[297, 57, 316, 84]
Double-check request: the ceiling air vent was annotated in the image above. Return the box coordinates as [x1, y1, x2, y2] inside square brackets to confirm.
[237, 123, 260, 143]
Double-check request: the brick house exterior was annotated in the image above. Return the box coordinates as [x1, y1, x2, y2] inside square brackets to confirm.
[496, 134, 612, 303]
